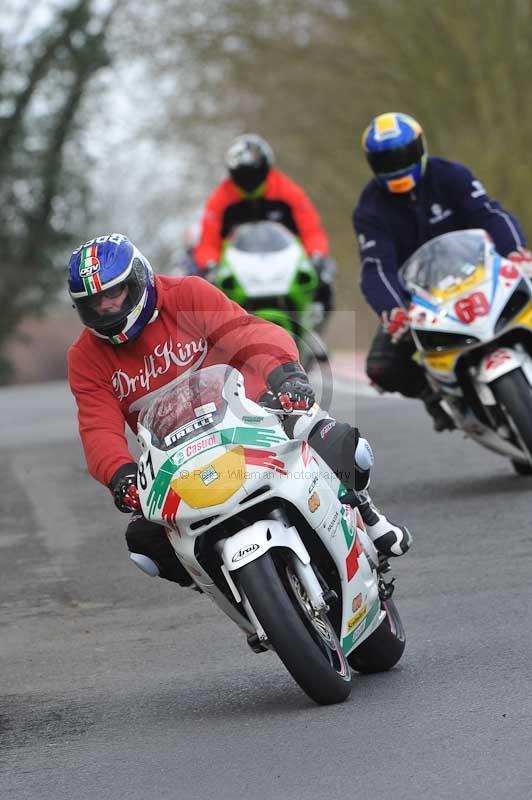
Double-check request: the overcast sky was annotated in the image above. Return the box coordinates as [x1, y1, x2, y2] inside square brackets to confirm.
[3, 0, 211, 270]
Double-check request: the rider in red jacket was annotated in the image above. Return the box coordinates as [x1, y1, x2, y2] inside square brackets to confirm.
[194, 134, 335, 320]
[67, 234, 410, 586]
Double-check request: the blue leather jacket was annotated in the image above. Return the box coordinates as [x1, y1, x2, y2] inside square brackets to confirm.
[353, 157, 526, 315]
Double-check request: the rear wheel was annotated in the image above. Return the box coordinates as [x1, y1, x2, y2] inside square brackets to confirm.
[236, 553, 351, 705]
[492, 369, 532, 464]
[347, 598, 405, 674]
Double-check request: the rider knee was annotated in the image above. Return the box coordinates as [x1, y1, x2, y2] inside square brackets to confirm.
[366, 355, 428, 397]
[125, 514, 158, 553]
[366, 356, 402, 393]
[308, 419, 372, 491]
[125, 516, 192, 585]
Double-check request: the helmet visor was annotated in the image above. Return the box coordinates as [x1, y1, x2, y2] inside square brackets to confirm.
[73, 258, 147, 335]
[366, 135, 424, 175]
[230, 163, 269, 192]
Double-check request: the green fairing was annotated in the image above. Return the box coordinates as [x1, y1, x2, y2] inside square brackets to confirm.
[337, 486, 355, 548]
[216, 237, 318, 330]
[220, 426, 286, 447]
[147, 459, 176, 516]
[340, 513, 355, 549]
[255, 308, 294, 332]
[215, 258, 247, 307]
[287, 252, 319, 316]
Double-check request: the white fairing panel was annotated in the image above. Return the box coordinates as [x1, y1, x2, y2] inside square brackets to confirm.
[477, 347, 529, 384]
[221, 519, 311, 570]
[227, 241, 304, 297]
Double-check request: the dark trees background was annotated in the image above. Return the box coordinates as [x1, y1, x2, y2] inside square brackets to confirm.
[0, 0, 112, 380]
[3, 0, 532, 379]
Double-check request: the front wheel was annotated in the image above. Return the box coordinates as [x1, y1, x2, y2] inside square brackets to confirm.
[347, 597, 405, 674]
[491, 369, 532, 464]
[236, 553, 351, 705]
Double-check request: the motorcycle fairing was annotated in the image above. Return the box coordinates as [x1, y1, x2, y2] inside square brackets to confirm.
[403, 233, 532, 381]
[216, 221, 318, 331]
[137, 373, 383, 654]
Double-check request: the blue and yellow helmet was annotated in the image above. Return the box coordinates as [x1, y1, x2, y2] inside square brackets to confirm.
[68, 233, 157, 345]
[362, 112, 427, 194]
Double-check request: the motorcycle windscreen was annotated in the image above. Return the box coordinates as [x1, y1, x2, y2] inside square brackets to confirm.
[138, 364, 233, 450]
[400, 230, 489, 301]
[229, 221, 295, 253]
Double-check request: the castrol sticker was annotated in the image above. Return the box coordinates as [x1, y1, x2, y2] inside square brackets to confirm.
[184, 432, 222, 458]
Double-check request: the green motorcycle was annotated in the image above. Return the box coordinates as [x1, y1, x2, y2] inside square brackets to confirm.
[215, 221, 329, 369]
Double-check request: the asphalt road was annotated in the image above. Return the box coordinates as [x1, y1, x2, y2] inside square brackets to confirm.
[1, 377, 531, 800]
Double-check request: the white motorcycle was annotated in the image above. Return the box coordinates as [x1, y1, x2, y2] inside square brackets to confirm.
[136, 364, 405, 705]
[401, 229, 532, 474]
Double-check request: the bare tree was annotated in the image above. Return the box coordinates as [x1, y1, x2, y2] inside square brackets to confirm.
[0, 0, 113, 381]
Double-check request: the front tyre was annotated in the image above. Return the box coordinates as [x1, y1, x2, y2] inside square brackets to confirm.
[236, 553, 351, 705]
[347, 598, 405, 674]
[492, 369, 532, 464]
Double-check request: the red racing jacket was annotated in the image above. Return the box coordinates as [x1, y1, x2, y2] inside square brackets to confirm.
[68, 275, 299, 487]
[194, 168, 329, 270]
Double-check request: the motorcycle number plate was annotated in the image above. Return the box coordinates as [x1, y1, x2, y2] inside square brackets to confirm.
[454, 292, 489, 324]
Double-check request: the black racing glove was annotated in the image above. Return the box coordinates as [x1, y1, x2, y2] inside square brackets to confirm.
[310, 253, 336, 316]
[109, 463, 141, 513]
[267, 361, 315, 413]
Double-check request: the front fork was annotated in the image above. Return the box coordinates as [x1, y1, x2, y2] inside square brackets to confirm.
[472, 344, 532, 433]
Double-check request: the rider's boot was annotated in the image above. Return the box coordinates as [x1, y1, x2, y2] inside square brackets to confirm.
[283, 407, 411, 558]
[420, 388, 455, 432]
[356, 491, 412, 558]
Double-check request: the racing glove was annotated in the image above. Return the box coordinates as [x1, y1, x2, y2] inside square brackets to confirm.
[109, 463, 141, 513]
[310, 252, 336, 284]
[507, 247, 532, 278]
[266, 361, 316, 412]
[381, 307, 410, 344]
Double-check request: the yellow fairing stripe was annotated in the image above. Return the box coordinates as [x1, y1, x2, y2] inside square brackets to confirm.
[423, 350, 461, 373]
[514, 301, 532, 329]
[170, 446, 246, 509]
[430, 265, 485, 300]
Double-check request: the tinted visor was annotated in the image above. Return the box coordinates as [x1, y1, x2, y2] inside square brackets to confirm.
[230, 162, 269, 192]
[74, 258, 147, 336]
[366, 135, 424, 175]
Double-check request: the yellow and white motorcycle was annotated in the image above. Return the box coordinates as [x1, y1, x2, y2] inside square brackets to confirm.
[400, 229, 532, 474]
